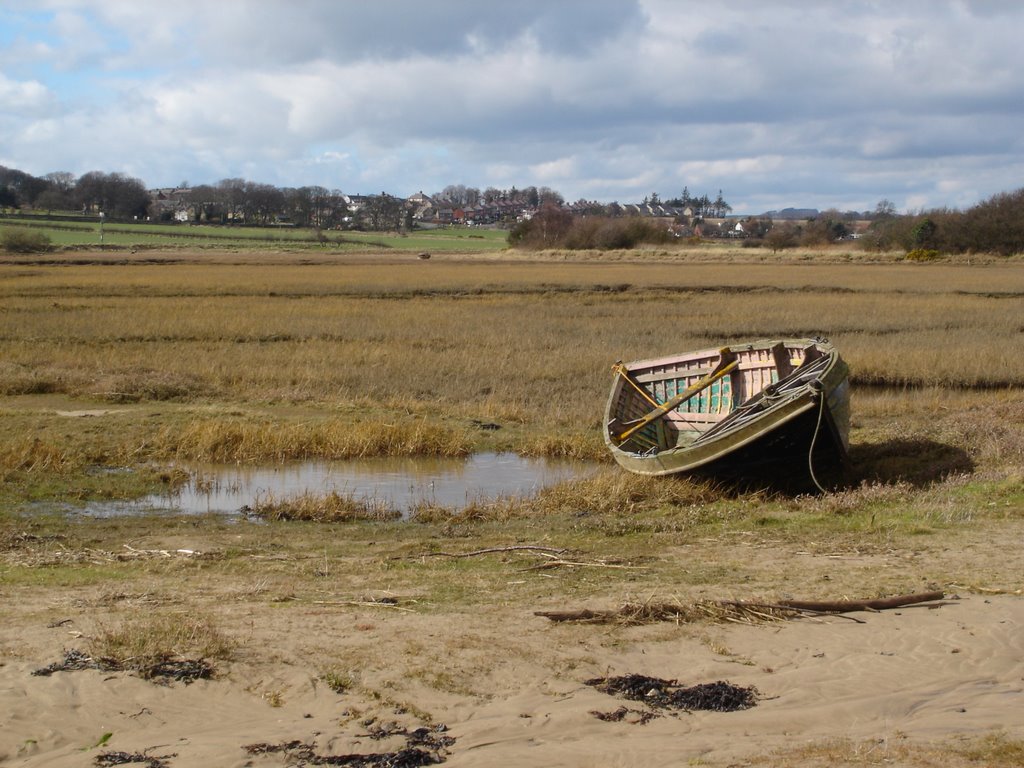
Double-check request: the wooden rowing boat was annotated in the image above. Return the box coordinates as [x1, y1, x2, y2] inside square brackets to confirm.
[604, 338, 850, 488]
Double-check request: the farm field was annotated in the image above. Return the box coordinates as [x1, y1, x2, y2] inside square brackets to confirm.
[0, 214, 510, 252]
[1, 247, 1023, 767]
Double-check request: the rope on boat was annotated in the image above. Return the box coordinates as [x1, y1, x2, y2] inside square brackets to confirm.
[807, 382, 828, 494]
[694, 354, 833, 445]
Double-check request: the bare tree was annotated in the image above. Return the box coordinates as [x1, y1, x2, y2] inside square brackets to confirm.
[73, 171, 149, 218]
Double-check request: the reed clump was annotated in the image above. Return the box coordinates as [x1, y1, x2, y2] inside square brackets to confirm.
[89, 612, 234, 680]
[408, 470, 724, 523]
[149, 418, 473, 463]
[803, 480, 916, 516]
[532, 470, 724, 516]
[516, 433, 607, 461]
[933, 399, 1024, 469]
[250, 491, 400, 522]
[0, 436, 79, 473]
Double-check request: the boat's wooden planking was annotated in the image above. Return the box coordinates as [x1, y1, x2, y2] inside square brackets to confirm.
[609, 341, 821, 451]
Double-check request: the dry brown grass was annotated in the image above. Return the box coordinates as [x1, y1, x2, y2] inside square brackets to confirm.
[2, 248, 1023, 768]
[3, 256, 1024, 407]
[403, 468, 727, 525]
[0, 434, 78, 471]
[149, 418, 474, 462]
[89, 612, 235, 678]
[1, 252, 1023, 465]
[250, 490, 400, 522]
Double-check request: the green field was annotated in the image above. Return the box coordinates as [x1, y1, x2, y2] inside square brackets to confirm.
[0, 215, 509, 252]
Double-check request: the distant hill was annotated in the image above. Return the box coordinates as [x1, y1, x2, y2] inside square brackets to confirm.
[763, 208, 820, 220]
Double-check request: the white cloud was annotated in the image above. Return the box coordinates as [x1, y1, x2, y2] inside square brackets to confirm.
[0, 73, 53, 113]
[2, 0, 1024, 212]
[677, 157, 786, 184]
[529, 156, 577, 182]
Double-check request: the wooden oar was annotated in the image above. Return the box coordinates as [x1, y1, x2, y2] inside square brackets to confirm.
[614, 352, 738, 444]
[611, 362, 660, 408]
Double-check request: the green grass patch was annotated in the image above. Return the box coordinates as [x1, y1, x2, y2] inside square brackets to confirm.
[0, 562, 129, 588]
[0, 217, 509, 252]
[2, 468, 1021, 608]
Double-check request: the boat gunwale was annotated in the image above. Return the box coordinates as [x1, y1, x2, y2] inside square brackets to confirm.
[617, 337, 822, 374]
[610, 391, 822, 476]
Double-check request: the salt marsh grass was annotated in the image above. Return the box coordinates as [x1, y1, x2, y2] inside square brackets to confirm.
[150, 418, 474, 462]
[1, 252, 1023, 469]
[250, 490, 400, 522]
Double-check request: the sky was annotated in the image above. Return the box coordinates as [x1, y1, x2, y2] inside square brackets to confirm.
[2, 0, 1023, 215]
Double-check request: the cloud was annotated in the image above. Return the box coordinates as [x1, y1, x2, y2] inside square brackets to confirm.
[2, 0, 1024, 212]
[0, 72, 53, 113]
[529, 156, 577, 183]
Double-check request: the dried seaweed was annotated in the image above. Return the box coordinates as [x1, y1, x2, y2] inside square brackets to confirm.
[94, 751, 176, 768]
[139, 657, 214, 684]
[585, 674, 758, 712]
[31, 648, 213, 685]
[362, 722, 453, 749]
[242, 742, 441, 767]
[363, 721, 409, 740]
[589, 706, 661, 725]
[32, 649, 101, 676]
[243, 725, 453, 766]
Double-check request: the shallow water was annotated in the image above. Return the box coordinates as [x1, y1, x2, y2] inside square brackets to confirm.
[79, 453, 597, 518]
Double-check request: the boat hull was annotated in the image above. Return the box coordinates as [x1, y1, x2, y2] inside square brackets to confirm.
[604, 339, 850, 486]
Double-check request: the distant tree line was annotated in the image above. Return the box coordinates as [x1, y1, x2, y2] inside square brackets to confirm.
[0, 166, 351, 228]
[179, 179, 355, 229]
[756, 192, 1024, 256]
[0, 167, 150, 220]
[508, 205, 674, 250]
[435, 184, 565, 208]
[661, 187, 733, 218]
[4, 163, 1024, 254]
[860, 190, 1024, 257]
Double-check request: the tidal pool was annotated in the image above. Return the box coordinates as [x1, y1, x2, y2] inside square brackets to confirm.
[81, 453, 597, 518]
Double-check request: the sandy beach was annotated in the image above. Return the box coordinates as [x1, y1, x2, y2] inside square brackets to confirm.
[3, 581, 1021, 767]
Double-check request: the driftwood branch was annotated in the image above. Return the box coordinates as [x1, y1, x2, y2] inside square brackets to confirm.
[396, 545, 641, 573]
[518, 559, 636, 573]
[535, 591, 947, 626]
[535, 608, 618, 623]
[949, 583, 1023, 596]
[774, 590, 946, 613]
[716, 601, 867, 623]
[406, 545, 568, 559]
[311, 600, 415, 613]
